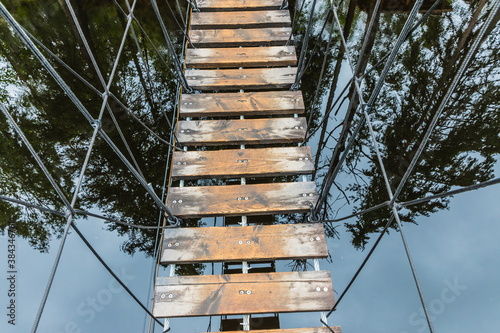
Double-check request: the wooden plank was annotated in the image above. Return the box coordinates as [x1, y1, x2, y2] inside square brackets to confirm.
[175, 117, 307, 146]
[189, 27, 292, 47]
[211, 327, 342, 333]
[179, 91, 304, 117]
[160, 223, 328, 264]
[191, 10, 291, 29]
[166, 181, 318, 218]
[153, 271, 334, 317]
[185, 46, 296, 68]
[171, 146, 314, 180]
[186, 67, 296, 91]
[197, 0, 283, 11]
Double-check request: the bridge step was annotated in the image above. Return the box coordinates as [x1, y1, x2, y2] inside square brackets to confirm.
[196, 0, 283, 11]
[189, 27, 293, 47]
[160, 223, 328, 264]
[175, 117, 307, 146]
[185, 46, 296, 68]
[153, 271, 334, 317]
[179, 91, 304, 117]
[211, 328, 342, 333]
[185, 67, 296, 91]
[166, 181, 317, 218]
[172, 146, 314, 180]
[191, 10, 291, 29]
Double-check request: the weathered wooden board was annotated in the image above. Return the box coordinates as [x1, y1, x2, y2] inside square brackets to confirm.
[191, 10, 291, 29]
[197, 0, 283, 11]
[153, 271, 334, 317]
[189, 27, 293, 47]
[171, 146, 314, 179]
[175, 117, 307, 146]
[186, 67, 296, 90]
[160, 223, 328, 264]
[185, 46, 296, 68]
[179, 91, 304, 117]
[212, 327, 342, 333]
[166, 181, 318, 218]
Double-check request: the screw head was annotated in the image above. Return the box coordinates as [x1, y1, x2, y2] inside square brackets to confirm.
[246, 290, 252, 295]
[161, 294, 166, 298]
[180, 130, 185, 133]
[173, 200, 177, 204]
[244, 197, 249, 200]
[239, 290, 245, 294]
[246, 240, 251, 244]
[167, 243, 172, 247]
[310, 237, 314, 241]
[178, 199, 183, 203]
[238, 240, 243, 244]
[323, 287, 328, 292]
[316, 237, 321, 241]
[175, 243, 179, 246]
[316, 287, 321, 292]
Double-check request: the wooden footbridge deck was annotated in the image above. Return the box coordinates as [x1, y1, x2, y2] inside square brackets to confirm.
[154, 1, 340, 331]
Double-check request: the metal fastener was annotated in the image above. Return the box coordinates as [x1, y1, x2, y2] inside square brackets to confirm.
[168, 294, 174, 298]
[309, 193, 314, 197]
[167, 243, 172, 247]
[316, 237, 320, 241]
[161, 294, 166, 298]
[180, 130, 185, 133]
[310, 237, 314, 241]
[246, 290, 252, 295]
[316, 287, 321, 291]
[323, 287, 328, 292]
[238, 240, 243, 244]
[173, 200, 177, 204]
[239, 290, 245, 294]
[175, 243, 179, 247]
[302, 193, 307, 197]
[178, 199, 183, 203]
[246, 240, 251, 244]
[237, 197, 242, 200]
[244, 197, 249, 200]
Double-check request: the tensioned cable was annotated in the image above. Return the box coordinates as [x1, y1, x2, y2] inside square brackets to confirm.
[0, 3, 180, 224]
[70, 223, 163, 327]
[389, 0, 500, 208]
[17, 27, 179, 149]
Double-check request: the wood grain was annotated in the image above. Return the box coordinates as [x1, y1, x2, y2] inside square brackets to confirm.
[171, 146, 314, 179]
[175, 117, 307, 146]
[185, 46, 296, 68]
[191, 10, 291, 29]
[186, 67, 297, 90]
[179, 91, 305, 117]
[197, 0, 283, 11]
[153, 271, 334, 317]
[166, 181, 318, 218]
[189, 27, 293, 47]
[160, 223, 328, 264]
[211, 327, 342, 333]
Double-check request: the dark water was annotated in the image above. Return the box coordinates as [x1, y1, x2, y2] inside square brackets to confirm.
[0, 0, 498, 332]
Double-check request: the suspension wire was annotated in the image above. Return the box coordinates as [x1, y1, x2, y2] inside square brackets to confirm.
[310, 200, 390, 224]
[0, 195, 66, 218]
[401, 177, 500, 208]
[70, 223, 163, 327]
[389, 0, 500, 208]
[150, 0, 192, 92]
[0, 104, 75, 215]
[286, 0, 307, 46]
[0, 2, 180, 225]
[112, 0, 181, 147]
[17, 27, 178, 149]
[291, 0, 318, 90]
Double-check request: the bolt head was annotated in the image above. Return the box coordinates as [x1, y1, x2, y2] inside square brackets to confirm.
[246, 240, 251, 244]
[316, 287, 321, 291]
[161, 294, 166, 298]
[168, 294, 174, 298]
[246, 290, 252, 295]
[239, 290, 245, 294]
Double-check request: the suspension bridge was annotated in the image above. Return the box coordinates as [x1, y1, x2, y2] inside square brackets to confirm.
[0, 0, 498, 332]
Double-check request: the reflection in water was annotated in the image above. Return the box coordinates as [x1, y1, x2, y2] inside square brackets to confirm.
[0, 0, 498, 259]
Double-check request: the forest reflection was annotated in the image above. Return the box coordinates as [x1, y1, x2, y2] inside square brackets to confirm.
[0, 0, 498, 260]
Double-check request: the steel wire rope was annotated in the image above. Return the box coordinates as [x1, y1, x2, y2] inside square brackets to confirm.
[286, 0, 308, 46]
[0, 2, 180, 225]
[150, 0, 192, 92]
[17, 27, 180, 150]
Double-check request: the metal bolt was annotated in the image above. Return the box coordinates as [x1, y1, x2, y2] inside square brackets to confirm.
[246, 240, 251, 244]
[168, 294, 174, 298]
[310, 237, 314, 241]
[183, 162, 187, 165]
[180, 130, 185, 133]
[299, 157, 303, 161]
[178, 199, 183, 203]
[244, 197, 249, 200]
[316, 237, 320, 241]
[305, 157, 309, 160]
[167, 243, 172, 247]
[239, 290, 245, 294]
[246, 290, 252, 295]
[175, 243, 179, 246]
[323, 287, 328, 292]
[300, 126, 304, 129]
[294, 126, 299, 129]
[173, 200, 177, 204]
[309, 193, 314, 197]
[176, 162, 182, 165]
[302, 193, 307, 197]
[316, 287, 321, 292]
[238, 240, 243, 244]
[161, 294, 166, 298]
[237, 197, 242, 200]
[189, 102, 193, 105]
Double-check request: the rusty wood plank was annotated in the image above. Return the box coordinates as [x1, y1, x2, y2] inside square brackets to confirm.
[166, 181, 317, 218]
[160, 223, 328, 264]
[186, 67, 296, 91]
[197, 0, 283, 11]
[191, 10, 291, 29]
[171, 146, 314, 180]
[175, 117, 307, 146]
[179, 91, 304, 117]
[185, 46, 296, 68]
[189, 28, 293, 47]
[153, 271, 334, 317]
[210, 327, 342, 333]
